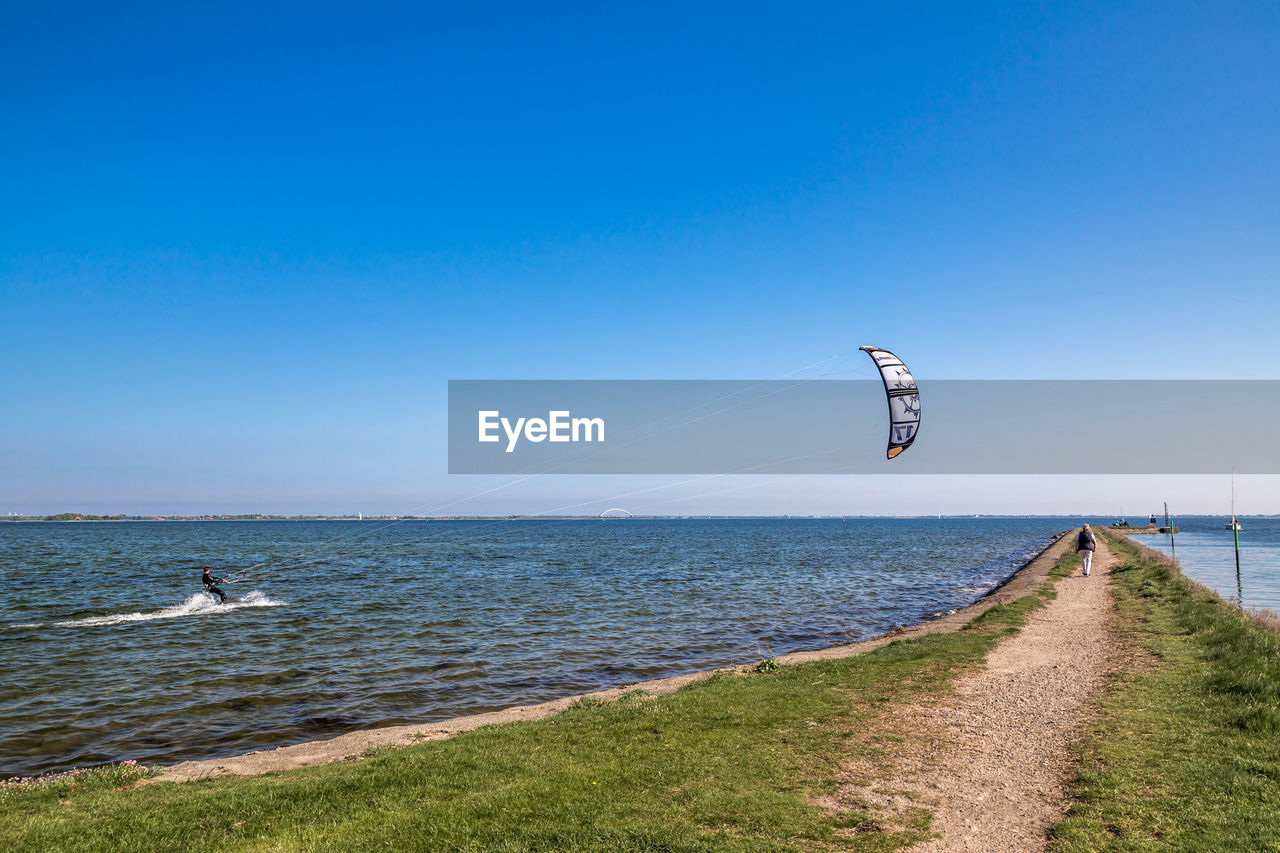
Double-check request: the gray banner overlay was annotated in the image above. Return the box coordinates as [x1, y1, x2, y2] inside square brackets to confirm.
[448, 380, 1280, 474]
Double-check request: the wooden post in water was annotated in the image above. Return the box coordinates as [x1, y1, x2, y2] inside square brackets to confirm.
[1232, 471, 1242, 605]
[1233, 523, 1242, 573]
[1234, 522, 1243, 606]
[1165, 501, 1175, 559]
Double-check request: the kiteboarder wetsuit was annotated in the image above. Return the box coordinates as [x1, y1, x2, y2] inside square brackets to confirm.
[201, 569, 228, 602]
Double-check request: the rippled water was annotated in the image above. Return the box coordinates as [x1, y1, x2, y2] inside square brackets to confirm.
[1137, 517, 1280, 611]
[0, 518, 1073, 778]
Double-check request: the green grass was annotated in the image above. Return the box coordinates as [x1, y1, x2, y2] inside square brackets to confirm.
[1, 549, 1077, 852]
[1051, 531, 1280, 852]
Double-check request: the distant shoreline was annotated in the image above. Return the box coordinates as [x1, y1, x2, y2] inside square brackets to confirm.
[4, 514, 1276, 523]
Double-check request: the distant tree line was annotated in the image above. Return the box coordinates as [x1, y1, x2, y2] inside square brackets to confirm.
[0, 513, 144, 522]
[1, 514, 432, 522]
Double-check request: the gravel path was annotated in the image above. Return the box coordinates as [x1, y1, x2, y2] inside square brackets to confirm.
[853, 533, 1117, 851]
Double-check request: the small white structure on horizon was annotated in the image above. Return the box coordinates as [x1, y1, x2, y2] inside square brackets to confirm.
[599, 508, 633, 519]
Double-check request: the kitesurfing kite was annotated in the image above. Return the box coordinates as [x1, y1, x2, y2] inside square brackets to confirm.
[860, 346, 920, 459]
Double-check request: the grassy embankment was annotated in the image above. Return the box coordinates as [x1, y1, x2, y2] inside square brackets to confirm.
[2, 551, 1079, 852]
[1051, 530, 1280, 851]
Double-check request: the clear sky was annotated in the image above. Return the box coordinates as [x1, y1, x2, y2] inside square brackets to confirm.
[3, 1, 1278, 516]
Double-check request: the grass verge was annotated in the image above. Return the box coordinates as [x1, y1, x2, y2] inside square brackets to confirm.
[1051, 531, 1280, 852]
[2, 548, 1075, 852]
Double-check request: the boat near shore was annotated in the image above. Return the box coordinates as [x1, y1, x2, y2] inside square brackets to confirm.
[1106, 524, 1179, 534]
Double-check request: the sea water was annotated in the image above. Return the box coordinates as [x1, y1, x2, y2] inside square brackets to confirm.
[1137, 517, 1280, 612]
[0, 517, 1076, 778]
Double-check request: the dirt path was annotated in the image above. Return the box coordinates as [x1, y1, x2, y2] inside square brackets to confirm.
[850, 534, 1117, 851]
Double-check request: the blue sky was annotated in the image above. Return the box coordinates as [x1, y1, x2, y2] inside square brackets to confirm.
[3, 1, 1278, 515]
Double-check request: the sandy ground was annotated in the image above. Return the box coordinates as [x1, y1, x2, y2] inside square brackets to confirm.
[840, 533, 1117, 851]
[155, 531, 1074, 783]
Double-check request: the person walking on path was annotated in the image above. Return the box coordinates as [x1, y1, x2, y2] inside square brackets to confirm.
[1076, 524, 1097, 576]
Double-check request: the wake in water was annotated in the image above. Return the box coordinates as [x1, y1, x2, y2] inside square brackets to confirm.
[14, 591, 287, 629]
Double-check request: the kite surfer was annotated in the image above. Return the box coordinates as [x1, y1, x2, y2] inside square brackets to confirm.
[1076, 524, 1096, 577]
[201, 568, 229, 603]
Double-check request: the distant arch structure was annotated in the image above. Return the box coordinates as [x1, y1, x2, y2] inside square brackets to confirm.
[599, 508, 634, 519]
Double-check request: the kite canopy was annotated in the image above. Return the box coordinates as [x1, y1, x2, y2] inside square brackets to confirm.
[860, 346, 920, 459]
